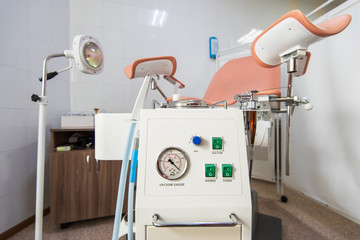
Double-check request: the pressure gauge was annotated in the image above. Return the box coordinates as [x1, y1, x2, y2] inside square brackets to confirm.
[157, 147, 189, 180]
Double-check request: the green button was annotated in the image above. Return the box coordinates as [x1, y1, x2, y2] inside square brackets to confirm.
[205, 164, 216, 178]
[212, 137, 223, 150]
[222, 164, 233, 178]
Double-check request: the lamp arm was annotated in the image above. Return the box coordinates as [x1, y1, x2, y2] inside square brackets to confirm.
[40, 53, 65, 97]
[57, 58, 73, 73]
[38, 59, 73, 82]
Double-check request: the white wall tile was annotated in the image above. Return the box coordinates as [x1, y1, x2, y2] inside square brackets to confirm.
[158, 0, 175, 13]
[122, 31, 142, 60]
[70, 82, 85, 112]
[28, 0, 53, 42]
[0, 149, 29, 197]
[0, 109, 29, 152]
[52, 15, 70, 50]
[69, 22, 83, 39]
[81, 0, 104, 28]
[27, 109, 39, 149]
[157, 34, 177, 56]
[103, 28, 124, 58]
[83, 71, 104, 85]
[53, 0, 70, 21]
[69, 66, 85, 84]
[122, 84, 138, 112]
[141, 28, 160, 58]
[46, 72, 71, 111]
[29, 0, 52, 9]
[108, 0, 143, 7]
[140, 0, 159, 10]
[47, 110, 65, 131]
[79, 25, 104, 46]
[102, 83, 125, 112]
[27, 145, 37, 211]
[0, 21, 27, 70]
[83, 83, 105, 113]
[69, 0, 83, 25]
[0, 65, 28, 109]
[120, 5, 143, 33]
[0, 0, 27, 31]
[0, 186, 33, 233]
[27, 36, 53, 75]
[102, 57, 128, 85]
[104, 1, 126, 30]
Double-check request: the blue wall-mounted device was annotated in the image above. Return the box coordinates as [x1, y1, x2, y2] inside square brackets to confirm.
[209, 36, 218, 59]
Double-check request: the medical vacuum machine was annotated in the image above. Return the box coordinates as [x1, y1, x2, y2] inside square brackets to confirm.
[96, 104, 255, 240]
[136, 107, 252, 240]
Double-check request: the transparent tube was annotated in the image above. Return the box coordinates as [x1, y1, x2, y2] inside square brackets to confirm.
[112, 122, 136, 240]
[127, 140, 138, 240]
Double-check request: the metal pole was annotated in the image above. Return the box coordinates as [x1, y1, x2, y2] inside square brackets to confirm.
[275, 116, 280, 194]
[285, 72, 294, 176]
[246, 111, 257, 181]
[278, 117, 284, 196]
[34, 53, 65, 240]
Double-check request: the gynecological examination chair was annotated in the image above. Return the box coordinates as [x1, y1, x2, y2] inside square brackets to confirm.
[95, 9, 351, 240]
[166, 9, 352, 201]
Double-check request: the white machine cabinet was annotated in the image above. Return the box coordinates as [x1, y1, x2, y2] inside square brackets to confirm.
[136, 108, 252, 240]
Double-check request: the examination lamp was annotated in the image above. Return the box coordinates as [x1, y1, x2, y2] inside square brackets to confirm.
[32, 34, 104, 240]
[65, 35, 104, 74]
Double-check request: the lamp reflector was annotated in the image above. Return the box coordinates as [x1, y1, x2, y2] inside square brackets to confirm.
[83, 42, 103, 68]
[71, 35, 104, 74]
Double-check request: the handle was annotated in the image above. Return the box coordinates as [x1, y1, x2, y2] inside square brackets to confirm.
[86, 155, 90, 173]
[96, 158, 99, 173]
[152, 213, 238, 227]
[211, 100, 227, 109]
[303, 103, 313, 111]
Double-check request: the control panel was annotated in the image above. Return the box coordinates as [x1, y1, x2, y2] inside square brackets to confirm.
[140, 109, 247, 197]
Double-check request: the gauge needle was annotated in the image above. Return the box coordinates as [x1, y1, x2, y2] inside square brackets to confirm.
[168, 159, 181, 171]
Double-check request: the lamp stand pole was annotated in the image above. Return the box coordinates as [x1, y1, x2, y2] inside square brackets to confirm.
[34, 53, 64, 240]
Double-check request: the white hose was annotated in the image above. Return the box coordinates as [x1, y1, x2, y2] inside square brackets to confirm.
[112, 122, 136, 240]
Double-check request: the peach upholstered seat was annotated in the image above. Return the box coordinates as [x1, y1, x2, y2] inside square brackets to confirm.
[176, 56, 281, 106]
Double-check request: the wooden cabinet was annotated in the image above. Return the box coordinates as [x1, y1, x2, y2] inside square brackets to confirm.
[50, 128, 127, 225]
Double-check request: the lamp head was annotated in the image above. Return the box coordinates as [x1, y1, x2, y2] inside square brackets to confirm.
[64, 35, 104, 74]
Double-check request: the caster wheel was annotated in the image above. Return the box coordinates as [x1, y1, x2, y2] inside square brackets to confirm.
[281, 195, 288, 203]
[60, 223, 71, 229]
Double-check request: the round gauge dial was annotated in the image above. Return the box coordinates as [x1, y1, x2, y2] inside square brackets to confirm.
[157, 147, 189, 180]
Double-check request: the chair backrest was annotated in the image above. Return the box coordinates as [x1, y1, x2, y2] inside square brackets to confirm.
[203, 56, 281, 105]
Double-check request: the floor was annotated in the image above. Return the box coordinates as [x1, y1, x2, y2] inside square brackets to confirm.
[7, 179, 360, 240]
[252, 179, 360, 240]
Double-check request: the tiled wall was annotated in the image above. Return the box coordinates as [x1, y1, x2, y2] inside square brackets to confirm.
[0, 0, 70, 233]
